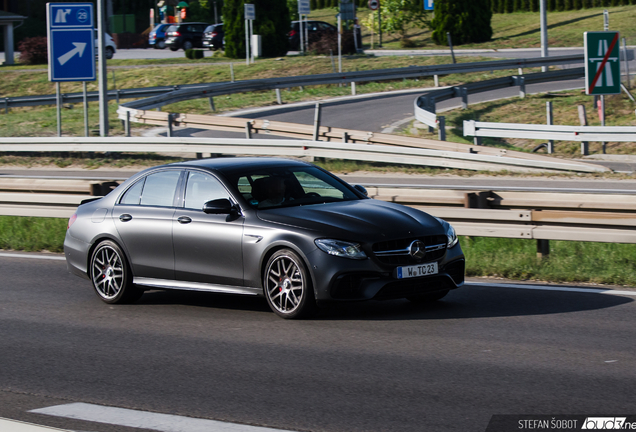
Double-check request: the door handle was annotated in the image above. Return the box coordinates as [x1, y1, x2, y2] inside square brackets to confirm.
[119, 214, 132, 222]
[177, 216, 192, 224]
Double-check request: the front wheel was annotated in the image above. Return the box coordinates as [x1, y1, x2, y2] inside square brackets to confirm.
[156, 40, 166, 49]
[264, 249, 316, 319]
[182, 40, 193, 50]
[105, 46, 114, 59]
[90, 240, 142, 304]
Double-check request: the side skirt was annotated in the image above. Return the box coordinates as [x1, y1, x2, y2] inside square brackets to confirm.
[134, 277, 263, 296]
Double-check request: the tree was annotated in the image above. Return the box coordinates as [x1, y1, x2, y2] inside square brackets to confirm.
[224, 0, 290, 58]
[361, 0, 428, 41]
[430, 0, 492, 45]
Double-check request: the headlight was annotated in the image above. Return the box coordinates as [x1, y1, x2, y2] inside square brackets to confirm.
[435, 217, 458, 248]
[315, 239, 367, 260]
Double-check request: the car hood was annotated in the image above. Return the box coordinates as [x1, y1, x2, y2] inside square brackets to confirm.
[257, 199, 444, 242]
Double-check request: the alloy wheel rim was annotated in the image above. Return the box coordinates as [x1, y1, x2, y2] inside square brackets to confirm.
[92, 246, 124, 299]
[266, 256, 304, 314]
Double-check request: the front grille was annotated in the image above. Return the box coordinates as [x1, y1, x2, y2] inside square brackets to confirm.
[372, 235, 447, 265]
[373, 275, 455, 300]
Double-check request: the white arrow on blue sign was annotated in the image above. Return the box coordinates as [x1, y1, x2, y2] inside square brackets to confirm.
[424, 0, 434, 10]
[47, 2, 96, 82]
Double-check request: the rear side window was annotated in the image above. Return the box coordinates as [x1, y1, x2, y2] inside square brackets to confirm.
[140, 171, 182, 207]
[120, 179, 145, 205]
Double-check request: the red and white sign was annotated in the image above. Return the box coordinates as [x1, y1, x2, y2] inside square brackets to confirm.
[368, 0, 379, 10]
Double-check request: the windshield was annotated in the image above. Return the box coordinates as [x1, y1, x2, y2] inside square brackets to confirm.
[230, 166, 361, 210]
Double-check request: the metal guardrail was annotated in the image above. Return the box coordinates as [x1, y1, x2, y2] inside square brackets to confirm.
[0, 55, 585, 111]
[0, 133, 607, 174]
[2, 181, 635, 244]
[414, 68, 586, 129]
[463, 120, 636, 143]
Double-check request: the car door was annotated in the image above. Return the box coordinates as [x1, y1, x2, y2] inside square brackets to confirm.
[114, 169, 183, 280]
[173, 170, 244, 286]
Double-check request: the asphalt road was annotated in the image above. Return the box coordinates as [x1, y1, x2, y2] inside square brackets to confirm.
[1, 253, 635, 432]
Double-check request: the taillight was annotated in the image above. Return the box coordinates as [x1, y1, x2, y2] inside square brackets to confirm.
[169, 31, 181, 37]
[211, 31, 218, 37]
[67, 213, 77, 230]
[289, 29, 297, 37]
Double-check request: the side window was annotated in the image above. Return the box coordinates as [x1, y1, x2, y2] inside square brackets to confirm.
[119, 178, 145, 205]
[140, 171, 181, 207]
[184, 172, 230, 210]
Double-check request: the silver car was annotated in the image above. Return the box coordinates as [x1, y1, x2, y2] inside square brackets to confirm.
[64, 158, 465, 319]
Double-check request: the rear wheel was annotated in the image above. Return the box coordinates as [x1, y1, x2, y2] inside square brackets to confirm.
[105, 46, 114, 59]
[183, 40, 193, 50]
[407, 289, 449, 303]
[156, 40, 166, 49]
[264, 249, 316, 319]
[90, 240, 142, 304]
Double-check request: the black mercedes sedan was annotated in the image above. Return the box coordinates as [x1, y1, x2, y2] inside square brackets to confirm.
[64, 158, 465, 319]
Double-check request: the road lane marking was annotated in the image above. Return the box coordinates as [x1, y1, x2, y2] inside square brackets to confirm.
[0, 417, 71, 432]
[0, 253, 65, 261]
[466, 282, 636, 297]
[30, 403, 295, 432]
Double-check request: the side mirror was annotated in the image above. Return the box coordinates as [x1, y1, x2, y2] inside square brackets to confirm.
[203, 198, 234, 214]
[354, 185, 368, 197]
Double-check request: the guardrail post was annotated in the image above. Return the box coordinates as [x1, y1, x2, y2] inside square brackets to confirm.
[230, 62, 235, 82]
[518, 76, 526, 98]
[578, 105, 589, 155]
[623, 38, 630, 89]
[245, 121, 252, 139]
[343, 132, 348, 143]
[537, 239, 550, 260]
[275, 88, 282, 105]
[434, 75, 439, 87]
[125, 111, 131, 137]
[351, 81, 356, 96]
[474, 136, 482, 146]
[461, 87, 468, 109]
[313, 102, 322, 141]
[438, 116, 446, 141]
[167, 113, 175, 137]
[518, 68, 523, 76]
[546, 102, 554, 154]
[4, 97, 8, 114]
[209, 97, 215, 111]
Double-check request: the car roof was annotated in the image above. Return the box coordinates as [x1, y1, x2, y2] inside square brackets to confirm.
[168, 157, 311, 174]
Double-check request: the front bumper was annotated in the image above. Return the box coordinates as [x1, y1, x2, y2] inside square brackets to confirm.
[307, 244, 465, 302]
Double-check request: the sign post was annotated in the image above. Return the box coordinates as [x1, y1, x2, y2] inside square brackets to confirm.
[298, 0, 310, 54]
[47, 2, 96, 137]
[244, 4, 255, 65]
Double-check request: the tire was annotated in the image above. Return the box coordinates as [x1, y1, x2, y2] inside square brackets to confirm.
[156, 40, 166, 49]
[407, 289, 449, 303]
[169, 45, 178, 51]
[182, 40, 193, 51]
[264, 249, 316, 319]
[90, 240, 142, 304]
[105, 46, 114, 60]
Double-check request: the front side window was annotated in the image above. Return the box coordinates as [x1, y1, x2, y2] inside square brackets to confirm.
[184, 171, 230, 210]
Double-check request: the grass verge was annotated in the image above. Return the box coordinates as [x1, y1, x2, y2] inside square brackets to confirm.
[2, 215, 635, 286]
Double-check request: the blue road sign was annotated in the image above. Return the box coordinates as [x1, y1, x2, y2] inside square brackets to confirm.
[424, 0, 434, 10]
[47, 3, 96, 82]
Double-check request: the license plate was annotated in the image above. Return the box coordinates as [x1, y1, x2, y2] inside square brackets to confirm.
[395, 262, 438, 279]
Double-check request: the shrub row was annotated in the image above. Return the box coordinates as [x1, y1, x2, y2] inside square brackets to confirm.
[491, 0, 634, 13]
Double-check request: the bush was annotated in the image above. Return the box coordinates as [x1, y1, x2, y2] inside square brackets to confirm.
[308, 31, 357, 55]
[400, 38, 417, 48]
[18, 36, 48, 65]
[185, 49, 204, 59]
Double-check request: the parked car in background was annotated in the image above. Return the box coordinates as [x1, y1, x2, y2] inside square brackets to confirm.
[64, 157, 465, 319]
[202, 23, 224, 50]
[149, 23, 171, 49]
[288, 20, 336, 51]
[165, 22, 208, 51]
[94, 30, 116, 59]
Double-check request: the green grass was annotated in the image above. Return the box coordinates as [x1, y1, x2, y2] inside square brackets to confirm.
[0, 216, 67, 253]
[309, 5, 636, 49]
[462, 236, 636, 286]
